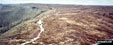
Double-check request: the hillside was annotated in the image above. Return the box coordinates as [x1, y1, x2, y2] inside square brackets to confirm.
[0, 4, 50, 34]
[0, 4, 113, 45]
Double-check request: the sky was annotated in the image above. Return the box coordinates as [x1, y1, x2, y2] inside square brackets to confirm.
[0, 0, 113, 5]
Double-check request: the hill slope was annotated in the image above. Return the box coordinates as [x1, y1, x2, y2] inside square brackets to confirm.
[0, 4, 113, 45]
[0, 4, 50, 34]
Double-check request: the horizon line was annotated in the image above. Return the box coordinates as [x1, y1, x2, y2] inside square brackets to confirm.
[1, 3, 113, 6]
